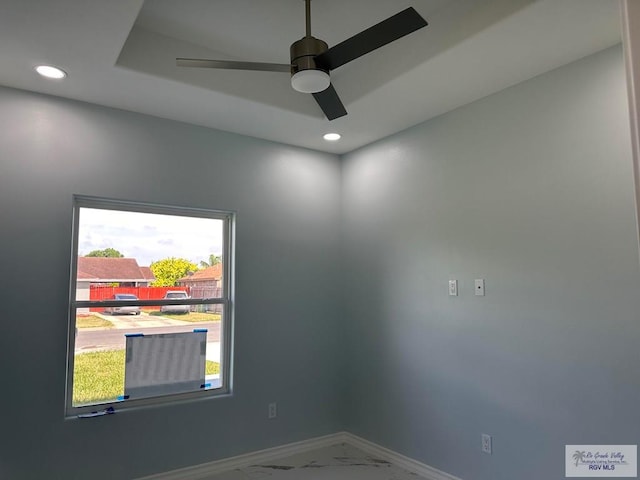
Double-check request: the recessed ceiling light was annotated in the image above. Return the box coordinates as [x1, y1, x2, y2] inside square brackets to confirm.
[35, 65, 67, 79]
[323, 133, 341, 141]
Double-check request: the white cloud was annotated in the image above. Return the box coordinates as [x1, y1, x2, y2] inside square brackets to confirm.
[78, 208, 223, 266]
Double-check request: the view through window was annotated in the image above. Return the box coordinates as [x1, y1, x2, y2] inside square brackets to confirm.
[67, 197, 233, 415]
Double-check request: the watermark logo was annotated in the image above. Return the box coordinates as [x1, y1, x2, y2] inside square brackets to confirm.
[566, 445, 637, 477]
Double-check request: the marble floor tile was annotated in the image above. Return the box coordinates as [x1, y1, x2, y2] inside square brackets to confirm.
[201, 443, 424, 480]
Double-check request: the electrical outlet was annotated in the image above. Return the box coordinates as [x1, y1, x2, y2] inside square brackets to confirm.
[268, 402, 277, 419]
[481, 433, 492, 454]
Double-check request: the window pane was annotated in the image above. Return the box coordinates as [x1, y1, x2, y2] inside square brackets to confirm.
[70, 201, 231, 411]
[73, 306, 224, 407]
[75, 208, 224, 302]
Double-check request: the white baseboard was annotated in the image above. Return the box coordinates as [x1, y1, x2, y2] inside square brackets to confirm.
[343, 432, 463, 480]
[136, 431, 461, 480]
[136, 433, 348, 480]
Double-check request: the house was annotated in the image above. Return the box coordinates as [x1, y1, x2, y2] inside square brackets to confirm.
[2, 2, 640, 480]
[139, 266, 155, 285]
[75, 257, 155, 313]
[77, 257, 154, 287]
[178, 264, 223, 313]
[178, 264, 223, 294]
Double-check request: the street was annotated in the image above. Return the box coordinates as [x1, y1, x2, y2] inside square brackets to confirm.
[75, 321, 221, 352]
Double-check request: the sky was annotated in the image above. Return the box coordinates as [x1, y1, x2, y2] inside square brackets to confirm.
[78, 208, 223, 266]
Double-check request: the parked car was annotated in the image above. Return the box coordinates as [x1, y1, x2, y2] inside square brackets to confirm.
[104, 294, 141, 315]
[160, 290, 190, 314]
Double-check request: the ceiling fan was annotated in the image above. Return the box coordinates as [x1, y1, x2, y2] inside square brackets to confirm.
[176, 0, 428, 121]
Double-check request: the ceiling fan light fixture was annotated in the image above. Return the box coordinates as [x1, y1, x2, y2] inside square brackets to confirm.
[291, 69, 330, 94]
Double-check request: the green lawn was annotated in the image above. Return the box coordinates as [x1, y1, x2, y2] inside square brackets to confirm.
[73, 349, 220, 406]
[76, 314, 114, 329]
[149, 311, 222, 322]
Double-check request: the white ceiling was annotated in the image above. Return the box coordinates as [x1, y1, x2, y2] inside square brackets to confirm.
[0, 0, 622, 154]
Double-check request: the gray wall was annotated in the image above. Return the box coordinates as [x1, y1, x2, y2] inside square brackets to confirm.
[1, 45, 638, 480]
[0, 88, 344, 479]
[341, 46, 640, 479]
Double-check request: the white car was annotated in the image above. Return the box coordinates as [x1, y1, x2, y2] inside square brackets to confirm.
[160, 290, 190, 314]
[104, 294, 141, 315]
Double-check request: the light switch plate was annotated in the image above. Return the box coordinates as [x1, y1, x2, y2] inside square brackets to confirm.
[449, 280, 458, 296]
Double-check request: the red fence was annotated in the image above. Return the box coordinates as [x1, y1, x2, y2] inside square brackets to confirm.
[89, 286, 189, 311]
[89, 285, 188, 301]
[88, 285, 222, 313]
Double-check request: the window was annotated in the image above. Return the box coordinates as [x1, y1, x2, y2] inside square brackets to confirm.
[66, 196, 233, 416]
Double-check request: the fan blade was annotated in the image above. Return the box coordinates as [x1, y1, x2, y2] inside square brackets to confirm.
[176, 58, 292, 73]
[312, 83, 347, 121]
[314, 7, 427, 71]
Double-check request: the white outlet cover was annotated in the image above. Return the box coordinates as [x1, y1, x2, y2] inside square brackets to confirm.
[482, 433, 492, 454]
[475, 279, 485, 296]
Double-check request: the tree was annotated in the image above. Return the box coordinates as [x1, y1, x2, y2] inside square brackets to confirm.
[85, 247, 124, 258]
[199, 253, 221, 268]
[572, 451, 586, 467]
[150, 257, 198, 287]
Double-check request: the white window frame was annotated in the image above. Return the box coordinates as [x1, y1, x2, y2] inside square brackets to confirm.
[65, 195, 234, 418]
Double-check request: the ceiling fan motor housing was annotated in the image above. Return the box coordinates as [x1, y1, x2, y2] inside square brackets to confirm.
[290, 36, 329, 74]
